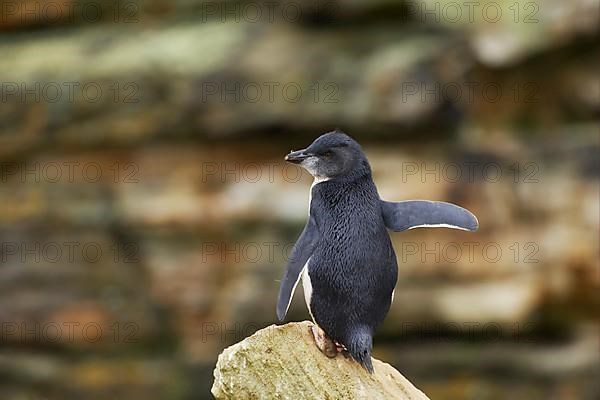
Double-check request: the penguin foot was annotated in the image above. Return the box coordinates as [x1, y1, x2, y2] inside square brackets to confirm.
[335, 341, 347, 353]
[310, 325, 337, 358]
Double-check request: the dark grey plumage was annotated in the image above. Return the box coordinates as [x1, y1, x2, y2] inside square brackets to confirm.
[277, 130, 478, 373]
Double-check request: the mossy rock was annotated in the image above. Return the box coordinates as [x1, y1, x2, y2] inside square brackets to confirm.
[212, 321, 430, 400]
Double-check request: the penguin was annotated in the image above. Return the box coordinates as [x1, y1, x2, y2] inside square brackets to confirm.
[276, 130, 478, 373]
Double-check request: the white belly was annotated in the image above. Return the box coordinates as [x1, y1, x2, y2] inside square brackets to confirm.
[301, 260, 315, 322]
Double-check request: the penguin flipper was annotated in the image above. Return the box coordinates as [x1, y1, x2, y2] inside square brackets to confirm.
[381, 200, 478, 232]
[276, 215, 319, 321]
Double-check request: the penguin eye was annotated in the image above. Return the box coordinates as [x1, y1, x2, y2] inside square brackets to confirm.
[323, 151, 334, 158]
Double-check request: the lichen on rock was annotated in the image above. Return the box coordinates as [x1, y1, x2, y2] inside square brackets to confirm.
[212, 321, 430, 400]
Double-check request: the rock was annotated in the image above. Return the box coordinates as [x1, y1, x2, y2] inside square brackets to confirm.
[0, 351, 186, 400]
[211, 321, 430, 400]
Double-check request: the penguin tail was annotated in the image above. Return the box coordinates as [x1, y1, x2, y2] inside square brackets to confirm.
[347, 327, 374, 374]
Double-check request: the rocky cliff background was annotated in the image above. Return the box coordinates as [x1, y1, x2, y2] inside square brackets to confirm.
[0, 1, 598, 399]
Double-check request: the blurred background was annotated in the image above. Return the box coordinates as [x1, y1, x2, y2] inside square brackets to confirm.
[0, 0, 598, 399]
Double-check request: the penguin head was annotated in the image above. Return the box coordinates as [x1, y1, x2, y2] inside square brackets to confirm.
[285, 130, 370, 181]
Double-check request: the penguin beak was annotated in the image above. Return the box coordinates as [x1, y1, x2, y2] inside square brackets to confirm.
[284, 149, 311, 164]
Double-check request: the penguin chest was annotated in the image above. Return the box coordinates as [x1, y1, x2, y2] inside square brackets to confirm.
[301, 260, 315, 322]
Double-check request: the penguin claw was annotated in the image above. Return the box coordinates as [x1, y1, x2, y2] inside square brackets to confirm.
[310, 324, 337, 358]
[334, 341, 347, 352]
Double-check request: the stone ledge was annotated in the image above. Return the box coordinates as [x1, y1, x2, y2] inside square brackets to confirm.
[212, 321, 430, 400]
